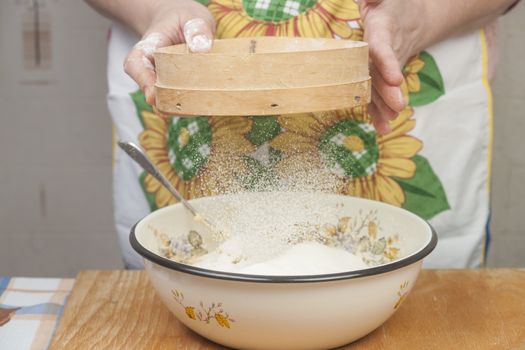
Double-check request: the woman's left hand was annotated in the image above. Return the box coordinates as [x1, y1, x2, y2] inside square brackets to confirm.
[358, 0, 426, 133]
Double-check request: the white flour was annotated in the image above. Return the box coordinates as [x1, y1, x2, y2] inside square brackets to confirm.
[188, 191, 370, 275]
[135, 32, 163, 57]
[193, 239, 367, 275]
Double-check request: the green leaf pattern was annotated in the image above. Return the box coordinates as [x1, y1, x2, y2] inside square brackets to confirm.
[395, 156, 450, 220]
[408, 51, 445, 107]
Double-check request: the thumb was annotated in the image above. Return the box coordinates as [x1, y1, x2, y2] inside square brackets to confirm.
[183, 18, 214, 53]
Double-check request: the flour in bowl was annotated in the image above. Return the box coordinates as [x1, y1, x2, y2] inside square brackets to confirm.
[193, 238, 367, 275]
[154, 193, 402, 275]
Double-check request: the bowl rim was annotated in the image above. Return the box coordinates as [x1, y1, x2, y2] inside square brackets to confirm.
[130, 196, 438, 283]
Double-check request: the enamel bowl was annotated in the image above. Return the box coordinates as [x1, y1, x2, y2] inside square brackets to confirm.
[130, 192, 437, 350]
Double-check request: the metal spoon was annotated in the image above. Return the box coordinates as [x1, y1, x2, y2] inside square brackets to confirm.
[118, 141, 222, 238]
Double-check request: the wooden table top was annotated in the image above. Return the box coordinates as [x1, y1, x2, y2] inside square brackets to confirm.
[49, 269, 525, 350]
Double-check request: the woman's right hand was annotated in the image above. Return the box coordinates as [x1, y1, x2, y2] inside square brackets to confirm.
[124, 0, 215, 105]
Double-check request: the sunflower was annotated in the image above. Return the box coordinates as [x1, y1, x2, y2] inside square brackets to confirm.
[209, 0, 362, 39]
[138, 111, 254, 208]
[270, 106, 422, 206]
[402, 55, 425, 95]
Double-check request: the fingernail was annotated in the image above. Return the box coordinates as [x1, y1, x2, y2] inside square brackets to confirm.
[373, 118, 391, 135]
[183, 18, 213, 53]
[398, 89, 405, 107]
[189, 34, 212, 53]
[145, 86, 154, 105]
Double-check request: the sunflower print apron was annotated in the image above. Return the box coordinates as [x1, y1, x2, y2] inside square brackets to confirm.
[107, 0, 492, 268]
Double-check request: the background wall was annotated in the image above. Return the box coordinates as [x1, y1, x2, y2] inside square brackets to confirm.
[0, 1, 523, 277]
[486, 2, 525, 267]
[0, 0, 122, 276]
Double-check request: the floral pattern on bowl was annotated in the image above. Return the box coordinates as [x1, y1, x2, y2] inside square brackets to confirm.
[288, 209, 401, 266]
[150, 225, 207, 264]
[394, 281, 410, 309]
[172, 289, 236, 329]
[153, 207, 401, 268]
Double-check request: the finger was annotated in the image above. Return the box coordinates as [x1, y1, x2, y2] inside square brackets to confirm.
[372, 86, 398, 120]
[124, 33, 171, 105]
[370, 86, 397, 134]
[373, 117, 392, 134]
[135, 32, 166, 59]
[365, 24, 403, 86]
[183, 18, 214, 53]
[369, 102, 392, 134]
[370, 63, 405, 112]
[124, 49, 157, 104]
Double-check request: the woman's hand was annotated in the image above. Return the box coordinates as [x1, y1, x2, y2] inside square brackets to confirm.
[358, 0, 426, 133]
[358, 0, 517, 133]
[122, 0, 215, 105]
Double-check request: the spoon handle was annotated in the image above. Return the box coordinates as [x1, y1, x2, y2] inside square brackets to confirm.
[117, 141, 199, 217]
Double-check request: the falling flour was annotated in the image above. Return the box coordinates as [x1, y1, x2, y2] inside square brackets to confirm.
[160, 126, 376, 276]
[185, 192, 371, 275]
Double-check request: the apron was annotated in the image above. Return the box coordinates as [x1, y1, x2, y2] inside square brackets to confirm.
[107, 0, 492, 268]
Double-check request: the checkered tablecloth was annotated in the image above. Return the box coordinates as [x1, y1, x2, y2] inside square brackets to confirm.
[0, 277, 75, 350]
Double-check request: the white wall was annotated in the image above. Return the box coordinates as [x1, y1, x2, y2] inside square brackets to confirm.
[486, 2, 525, 267]
[0, 0, 122, 276]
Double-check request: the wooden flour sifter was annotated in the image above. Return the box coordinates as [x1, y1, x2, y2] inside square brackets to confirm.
[153, 37, 371, 116]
